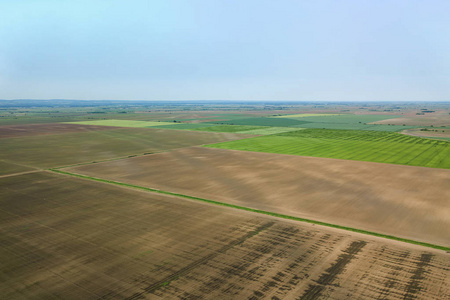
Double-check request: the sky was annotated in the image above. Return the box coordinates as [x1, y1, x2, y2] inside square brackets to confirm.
[0, 0, 449, 101]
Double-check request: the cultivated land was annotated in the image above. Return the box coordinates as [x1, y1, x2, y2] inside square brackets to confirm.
[205, 129, 450, 169]
[372, 110, 450, 127]
[0, 126, 248, 169]
[64, 147, 450, 247]
[1, 100, 449, 299]
[1, 172, 448, 300]
[402, 128, 450, 140]
[66, 119, 180, 128]
[0, 123, 117, 138]
[0, 161, 36, 176]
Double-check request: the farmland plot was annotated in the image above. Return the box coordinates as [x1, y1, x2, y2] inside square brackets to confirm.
[0, 161, 36, 176]
[64, 147, 450, 246]
[0, 172, 448, 300]
[0, 127, 248, 169]
[205, 129, 450, 169]
[0, 123, 117, 138]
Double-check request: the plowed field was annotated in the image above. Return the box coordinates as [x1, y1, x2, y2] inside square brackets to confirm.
[0, 123, 119, 138]
[0, 127, 249, 169]
[64, 147, 450, 246]
[1, 172, 448, 299]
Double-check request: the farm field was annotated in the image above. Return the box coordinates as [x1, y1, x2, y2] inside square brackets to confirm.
[0, 127, 249, 169]
[0, 161, 36, 176]
[402, 128, 450, 139]
[64, 147, 450, 246]
[1, 172, 449, 300]
[205, 129, 450, 169]
[213, 114, 421, 131]
[276, 114, 402, 123]
[66, 119, 180, 128]
[372, 111, 450, 127]
[274, 113, 341, 118]
[192, 125, 266, 133]
[0, 123, 118, 138]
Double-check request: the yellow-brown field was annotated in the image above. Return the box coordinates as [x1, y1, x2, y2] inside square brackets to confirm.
[1, 172, 448, 299]
[64, 147, 450, 246]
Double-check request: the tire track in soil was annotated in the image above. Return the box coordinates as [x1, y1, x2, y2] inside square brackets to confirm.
[403, 253, 433, 300]
[123, 221, 275, 300]
[298, 240, 367, 300]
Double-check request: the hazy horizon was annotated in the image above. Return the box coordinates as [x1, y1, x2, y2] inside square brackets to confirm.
[1, 1, 449, 101]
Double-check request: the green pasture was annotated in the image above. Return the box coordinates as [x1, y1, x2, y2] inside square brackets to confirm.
[192, 125, 266, 133]
[275, 113, 340, 118]
[278, 128, 444, 144]
[237, 127, 304, 135]
[282, 114, 402, 123]
[149, 123, 216, 130]
[214, 117, 310, 127]
[291, 122, 417, 131]
[205, 129, 450, 169]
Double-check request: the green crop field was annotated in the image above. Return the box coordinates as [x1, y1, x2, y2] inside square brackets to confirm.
[192, 125, 266, 132]
[205, 129, 450, 169]
[215, 117, 310, 127]
[149, 123, 216, 130]
[275, 113, 340, 118]
[237, 127, 305, 135]
[277, 128, 442, 143]
[206, 114, 420, 132]
[268, 114, 418, 132]
[282, 114, 402, 123]
[291, 122, 417, 131]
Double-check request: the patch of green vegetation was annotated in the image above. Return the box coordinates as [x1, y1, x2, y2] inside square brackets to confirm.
[50, 169, 450, 251]
[66, 120, 177, 127]
[237, 127, 305, 135]
[149, 123, 216, 130]
[278, 128, 447, 144]
[208, 113, 257, 120]
[291, 122, 418, 131]
[205, 130, 450, 169]
[275, 113, 341, 118]
[192, 125, 266, 133]
[214, 117, 310, 127]
[285, 114, 402, 123]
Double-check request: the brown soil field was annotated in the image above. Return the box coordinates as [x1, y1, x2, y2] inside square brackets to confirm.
[1, 172, 448, 299]
[0, 127, 249, 169]
[402, 128, 450, 139]
[0, 123, 121, 139]
[65, 147, 450, 246]
[0, 161, 36, 176]
[371, 111, 450, 127]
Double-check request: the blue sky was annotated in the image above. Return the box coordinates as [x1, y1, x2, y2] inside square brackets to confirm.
[0, 0, 449, 101]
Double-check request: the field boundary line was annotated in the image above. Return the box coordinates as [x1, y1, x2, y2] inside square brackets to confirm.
[48, 169, 450, 252]
[0, 170, 43, 179]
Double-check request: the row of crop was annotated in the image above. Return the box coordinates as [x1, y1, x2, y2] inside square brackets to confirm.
[277, 129, 449, 145]
[205, 136, 450, 169]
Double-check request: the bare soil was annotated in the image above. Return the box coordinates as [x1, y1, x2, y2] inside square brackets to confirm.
[402, 128, 450, 139]
[0, 127, 250, 168]
[371, 111, 450, 127]
[65, 147, 450, 246]
[1, 172, 448, 299]
[0, 123, 120, 138]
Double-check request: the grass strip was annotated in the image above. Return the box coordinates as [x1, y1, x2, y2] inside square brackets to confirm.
[49, 169, 450, 252]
